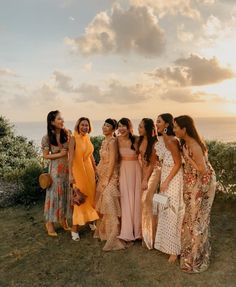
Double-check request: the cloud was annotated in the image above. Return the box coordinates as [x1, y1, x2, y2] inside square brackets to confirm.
[65, 4, 165, 56]
[53, 70, 73, 92]
[75, 80, 151, 104]
[0, 68, 17, 77]
[148, 54, 235, 86]
[160, 88, 221, 103]
[130, 0, 200, 19]
[82, 62, 93, 72]
[203, 15, 222, 38]
[177, 24, 194, 42]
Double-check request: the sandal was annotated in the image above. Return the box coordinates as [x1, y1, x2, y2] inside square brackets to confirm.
[71, 231, 80, 241]
[45, 223, 58, 237]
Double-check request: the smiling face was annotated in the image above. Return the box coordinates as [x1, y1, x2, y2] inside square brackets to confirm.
[51, 112, 64, 130]
[138, 120, 146, 136]
[102, 122, 114, 136]
[79, 120, 90, 135]
[173, 121, 185, 139]
[156, 116, 168, 134]
[118, 122, 129, 137]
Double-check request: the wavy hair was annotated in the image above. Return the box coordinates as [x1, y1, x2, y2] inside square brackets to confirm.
[47, 110, 68, 146]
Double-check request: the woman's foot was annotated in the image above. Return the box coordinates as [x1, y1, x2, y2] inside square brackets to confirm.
[71, 231, 80, 241]
[168, 255, 177, 264]
[89, 222, 96, 231]
[60, 219, 71, 231]
[45, 222, 57, 237]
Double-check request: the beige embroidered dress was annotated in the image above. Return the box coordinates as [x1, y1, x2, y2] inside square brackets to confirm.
[95, 137, 125, 251]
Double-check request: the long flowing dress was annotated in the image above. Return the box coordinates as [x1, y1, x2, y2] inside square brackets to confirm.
[142, 166, 161, 249]
[118, 147, 142, 241]
[180, 147, 216, 273]
[94, 137, 125, 251]
[154, 136, 185, 255]
[41, 135, 71, 222]
[72, 132, 99, 226]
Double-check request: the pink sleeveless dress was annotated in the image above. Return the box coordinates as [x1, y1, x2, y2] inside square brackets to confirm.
[118, 147, 142, 241]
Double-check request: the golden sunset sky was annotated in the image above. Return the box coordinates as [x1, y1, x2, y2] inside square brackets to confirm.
[0, 0, 236, 122]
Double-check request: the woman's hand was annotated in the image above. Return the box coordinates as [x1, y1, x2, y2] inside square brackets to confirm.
[141, 179, 148, 191]
[60, 148, 68, 157]
[160, 180, 169, 193]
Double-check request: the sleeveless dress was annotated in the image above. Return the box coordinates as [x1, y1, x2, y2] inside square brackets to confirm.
[118, 147, 142, 241]
[180, 147, 216, 273]
[72, 132, 99, 226]
[94, 137, 125, 251]
[154, 136, 185, 255]
[41, 135, 72, 222]
[142, 166, 161, 249]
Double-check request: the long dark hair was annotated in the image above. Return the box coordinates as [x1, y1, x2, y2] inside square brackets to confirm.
[47, 110, 68, 146]
[174, 115, 207, 154]
[138, 118, 157, 163]
[118, 118, 136, 150]
[74, 117, 92, 134]
[159, 113, 175, 136]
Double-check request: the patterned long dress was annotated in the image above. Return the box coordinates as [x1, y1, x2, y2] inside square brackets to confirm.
[95, 137, 125, 251]
[154, 136, 185, 255]
[180, 147, 216, 273]
[41, 135, 71, 222]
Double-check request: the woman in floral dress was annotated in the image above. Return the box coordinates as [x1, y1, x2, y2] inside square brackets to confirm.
[41, 110, 71, 237]
[174, 115, 216, 273]
[95, 119, 125, 251]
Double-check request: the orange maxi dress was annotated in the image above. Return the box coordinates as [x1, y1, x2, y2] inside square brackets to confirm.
[72, 132, 99, 226]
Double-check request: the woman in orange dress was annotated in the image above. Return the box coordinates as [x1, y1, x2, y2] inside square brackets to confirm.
[69, 117, 99, 241]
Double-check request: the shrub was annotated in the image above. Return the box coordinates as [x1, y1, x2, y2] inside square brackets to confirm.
[207, 141, 236, 199]
[91, 135, 104, 164]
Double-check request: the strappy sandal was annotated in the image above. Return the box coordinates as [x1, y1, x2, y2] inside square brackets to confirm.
[45, 223, 58, 237]
[71, 231, 80, 241]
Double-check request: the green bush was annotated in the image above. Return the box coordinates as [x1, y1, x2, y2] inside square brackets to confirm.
[0, 116, 43, 206]
[207, 141, 236, 198]
[91, 135, 104, 164]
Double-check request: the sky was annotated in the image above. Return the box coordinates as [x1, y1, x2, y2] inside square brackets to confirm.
[0, 0, 236, 122]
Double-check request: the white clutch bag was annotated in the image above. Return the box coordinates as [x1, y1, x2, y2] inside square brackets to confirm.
[153, 193, 169, 205]
[152, 193, 169, 215]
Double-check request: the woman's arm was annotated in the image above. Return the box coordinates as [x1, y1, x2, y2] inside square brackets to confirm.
[142, 147, 156, 190]
[42, 149, 67, 160]
[68, 136, 75, 184]
[160, 137, 182, 193]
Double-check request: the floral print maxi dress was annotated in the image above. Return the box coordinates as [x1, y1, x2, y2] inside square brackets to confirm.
[41, 135, 72, 223]
[180, 147, 216, 273]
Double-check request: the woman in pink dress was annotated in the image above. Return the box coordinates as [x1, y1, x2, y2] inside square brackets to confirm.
[117, 118, 142, 242]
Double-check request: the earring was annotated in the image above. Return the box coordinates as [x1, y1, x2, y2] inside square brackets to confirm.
[164, 128, 168, 134]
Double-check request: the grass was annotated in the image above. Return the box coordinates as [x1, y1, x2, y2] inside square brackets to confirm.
[0, 197, 235, 287]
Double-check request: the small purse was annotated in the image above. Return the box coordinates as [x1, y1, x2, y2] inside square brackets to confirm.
[72, 187, 87, 206]
[39, 173, 53, 189]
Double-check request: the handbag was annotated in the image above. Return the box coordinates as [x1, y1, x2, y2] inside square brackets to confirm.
[39, 173, 53, 189]
[72, 186, 87, 206]
[39, 153, 52, 190]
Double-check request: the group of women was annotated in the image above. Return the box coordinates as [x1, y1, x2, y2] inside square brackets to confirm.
[41, 110, 216, 274]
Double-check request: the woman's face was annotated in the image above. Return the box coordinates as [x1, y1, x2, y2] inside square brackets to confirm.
[138, 121, 146, 136]
[156, 116, 167, 134]
[173, 121, 185, 139]
[79, 120, 90, 135]
[102, 122, 113, 136]
[51, 113, 64, 130]
[118, 122, 129, 137]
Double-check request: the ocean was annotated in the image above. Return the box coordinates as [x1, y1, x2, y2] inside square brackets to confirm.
[14, 117, 236, 146]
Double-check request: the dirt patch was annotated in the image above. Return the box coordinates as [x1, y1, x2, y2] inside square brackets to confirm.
[0, 198, 235, 287]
